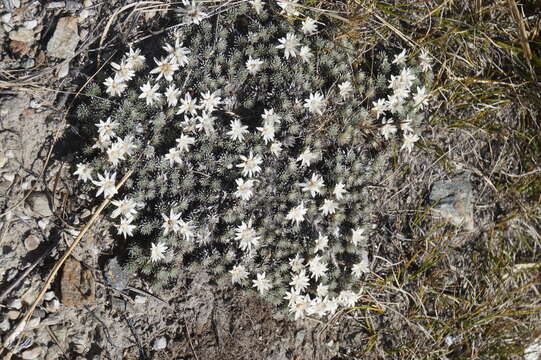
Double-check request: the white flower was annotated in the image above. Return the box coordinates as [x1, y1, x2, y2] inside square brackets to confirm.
[234, 178, 255, 201]
[106, 142, 125, 166]
[386, 94, 404, 114]
[286, 201, 307, 225]
[338, 290, 360, 307]
[96, 117, 119, 141]
[103, 75, 127, 97]
[150, 242, 168, 263]
[338, 81, 354, 99]
[261, 108, 281, 125]
[164, 84, 181, 107]
[352, 249, 370, 278]
[297, 148, 318, 167]
[284, 287, 302, 306]
[236, 151, 263, 178]
[277, 0, 300, 16]
[111, 59, 134, 82]
[235, 220, 260, 252]
[125, 46, 145, 71]
[371, 98, 387, 119]
[299, 46, 313, 63]
[400, 118, 414, 133]
[92, 136, 112, 152]
[320, 199, 339, 216]
[301, 17, 318, 35]
[401, 132, 420, 154]
[139, 81, 161, 106]
[179, 0, 207, 25]
[116, 217, 135, 239]
[249, 0, 263, 14]
[307, 297, 328, 317]
[308, 255, 327, 281]
[116, 136, 137, 157]
[380, 118, 397, 140]
[246, 56, 264, 75]
[199, 90, 221, 112]
[299, 173, 325, 197]
[256, 122, 275, 144]
[269, 141, 283, 156]
[314, 234, 329, 253]
[419, 50, 432, 72]
[175, 133, 195, 152]
[290, 270, 310, 292]
[324, 297, 340, 314]
[276, 33, 300, 59]
[177, 218, 195, 241]
[351, 228, 367, 247]
[413, 86, 429, 110]
[398, 67, 416, 90]
[163, 39, 191, 67]
[161, 209, 182, 235]
[111, 197, 138, 219]
[333, 182, 347, 200]
[316, 283, 329, 298]
[303, 92, 325, 115]
[164, 147, 183, 166]
[290, 295, 311, 320]
[177, 92, 198, 116]
[252, 272, 272, 295]
[289, 253, 305, 273]
[230, 265, 249, 284]
[195, 111, 216, 135]
[392, 49, 407, 66]
[227, 119, 249, 141]
[74, 163, 93, 183]
[92, 171, 117, 198]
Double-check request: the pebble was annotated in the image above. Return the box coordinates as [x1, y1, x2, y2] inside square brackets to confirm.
[0, 316, 10, 332]
[7, 310, 20, 320]
[21, 346, 42, 360]
[152, 336, 167, 350]
[23, 20, 38, 30]
[57, 62, 70, 78]
[44, 291, 56, 301]
[45, 299, 60, 313]
[9, 28, 34, 43]
[104, 257, 129, 290]
[1, 13, 12, 23]
[24, 235, 41, 251]
[134, 295, 147, 304]
[27, 317, 40, 328]
[65, 0, 82, 10]
[47, 17, 79, 59]
[8, 298, 22, 310]
[429, 172, 474, 231]
[47, 1, 65, 9]
[26, 192, 53, 217]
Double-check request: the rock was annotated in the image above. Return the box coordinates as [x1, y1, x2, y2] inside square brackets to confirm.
[10, 40, 32, 57]
[57, 62, 69, 78]
[46, 17, 79, 59]
[5, 0, 21, 10]
[26, 192, 53, 217]
[21, 346, 42, 360]
[24, 235, 41, 251]
[0, 316, 10, 331]
[429, 173, 474, 231]
[103, 257, 129, 290]
[23, 20, 38, 30]
[152, 336, 167, 350]
[134, 295, 146, 304]
[7, 310, 20, 320]
[60, 257, 95, 306]
[1, 13, 12, 23]
[27, 316, 40, 328]
[46, 1, 65, 8]
[22, 58, 35, 69]
[9, 28, 34, 43]
[44, 291, 56, 301]
[8, 298, 22, 309]
[65, 0, 82, 10]
[45, 298, 60, 313]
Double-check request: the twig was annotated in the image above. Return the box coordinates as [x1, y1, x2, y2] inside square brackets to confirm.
[0, 170, 133, 354]
[126, 286, 170, 307]
[45, 325, 69, 360]
[500, 168, 541, 178]
[184, 318, 199, 360]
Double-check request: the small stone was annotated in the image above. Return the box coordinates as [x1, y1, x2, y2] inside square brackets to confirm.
[24, 235, 41, 251]
[0, 316, 10, 331]
[103, 257, 129, 290]
[57, 62, 69, 78]
[9, 28, 34, 43]
[46, 17, 79, 59]
[43, 292, 55, 302]
[79, 9, 92, 21]
[429, 173, 474, 231]
[37, 219, 49, 231]
[1, 14, 12, 23]
[134, 295, 146, 304]
[83, 0, 93, 6]
[27, 317, 40, 328]
[3, 173, 15, 182]
[21, 346, 42, 360]
[45, 298, 60, 313]
[8, 298, 22, 309]
[7, 310, 20, 320]
[65, 0, 82, 10]
[152, 336, 167, 350]
[3, 23, 13, 32]
[47, 1, 65, 8]
[26, 192, 53, 217]
[22, 58, 35, 69]
[23, 20, 38, 30]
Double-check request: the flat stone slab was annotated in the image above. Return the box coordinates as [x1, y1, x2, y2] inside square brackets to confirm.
[429, 172, 474, 231]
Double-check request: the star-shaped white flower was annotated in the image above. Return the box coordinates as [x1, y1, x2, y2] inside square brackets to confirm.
[246, 56, 264, 75]
[125, 46, 146, 71]
[392, 49, 407, 66]
[175, 133, 195, 152]
[236, 151, 263, 178]
[320, 199, 339, 216]
[74, 163, 93, 183]
[199, 90, 222, 112]
[401, 132, 420, 154]
[333, 182, 347, 200]
[164, 147, 183, 166]
[276, 33, 300, 59]
[252, 272, 272, 294]
[235, 220, 260, 252]
[92, 171, 117, 198]
[380, 118, 397, 140]
[308, 255, 327, 281]
[230, 265, 249, 284]
[290, 270, 310, 292]
[116, 217, 136, 239]
[289, 253, 305, 273]
[95, 117, 119, 141]
[256, 122, 275, 144]
[352, 249, 370, 278]
[419, 50, 432, 72]
[103, 75, 127, 97]
[111, 59, 134, 82]
[299, 46, 313, 63]
[161, 209, 182, 235]
[297, 148, 318, 167]
[150, 56, 179, 82]
[164, 84, 181, 107]
[150, 242, 168, 262]
[234, 178, 255, 201]
[227, 119, 249, 142]
[338, 290, 360, 307]
[413, 86, 429, 110]
[299, 173, 325, 197]
[301, 17, 318, 35]
[338, 81, 354, 99]
[196, 111, 216, 135]
[111, 197, 138, 219]
[371, 98, 387, 119]
[177, 92, 198, 116]
[261, 108, 281, 125]
[351, 227, 367, 247]
[139, 81, 161, 106]
[277, 0, 300, 16]
[269, 141, 283, 156]
[163, 39, 191, 67]
[286, 201, 307, 225]
[314, 234, 329, 253]
[303, 92, 325, 115]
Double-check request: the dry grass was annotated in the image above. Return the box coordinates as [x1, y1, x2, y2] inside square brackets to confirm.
[307, 0, 541, 358]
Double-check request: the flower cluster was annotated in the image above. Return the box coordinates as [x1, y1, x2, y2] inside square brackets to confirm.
[72, 0, 433, 320]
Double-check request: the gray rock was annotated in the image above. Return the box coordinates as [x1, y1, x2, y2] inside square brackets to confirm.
[65, 0, 82, 10]
[23, 20, 38, 30]
[46, 1, 65, 8]
[57, 62, 69, 78]
[26, 192, 53, 217]
[24, 235, 41, 251]
[9, 28, 34, 43]
[152, 336, 167, 350]
[46, 17, 79, 59]
[429, 173, 474, 231]
[21, 346, 42, 359]
[104, 257, 129, 290]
